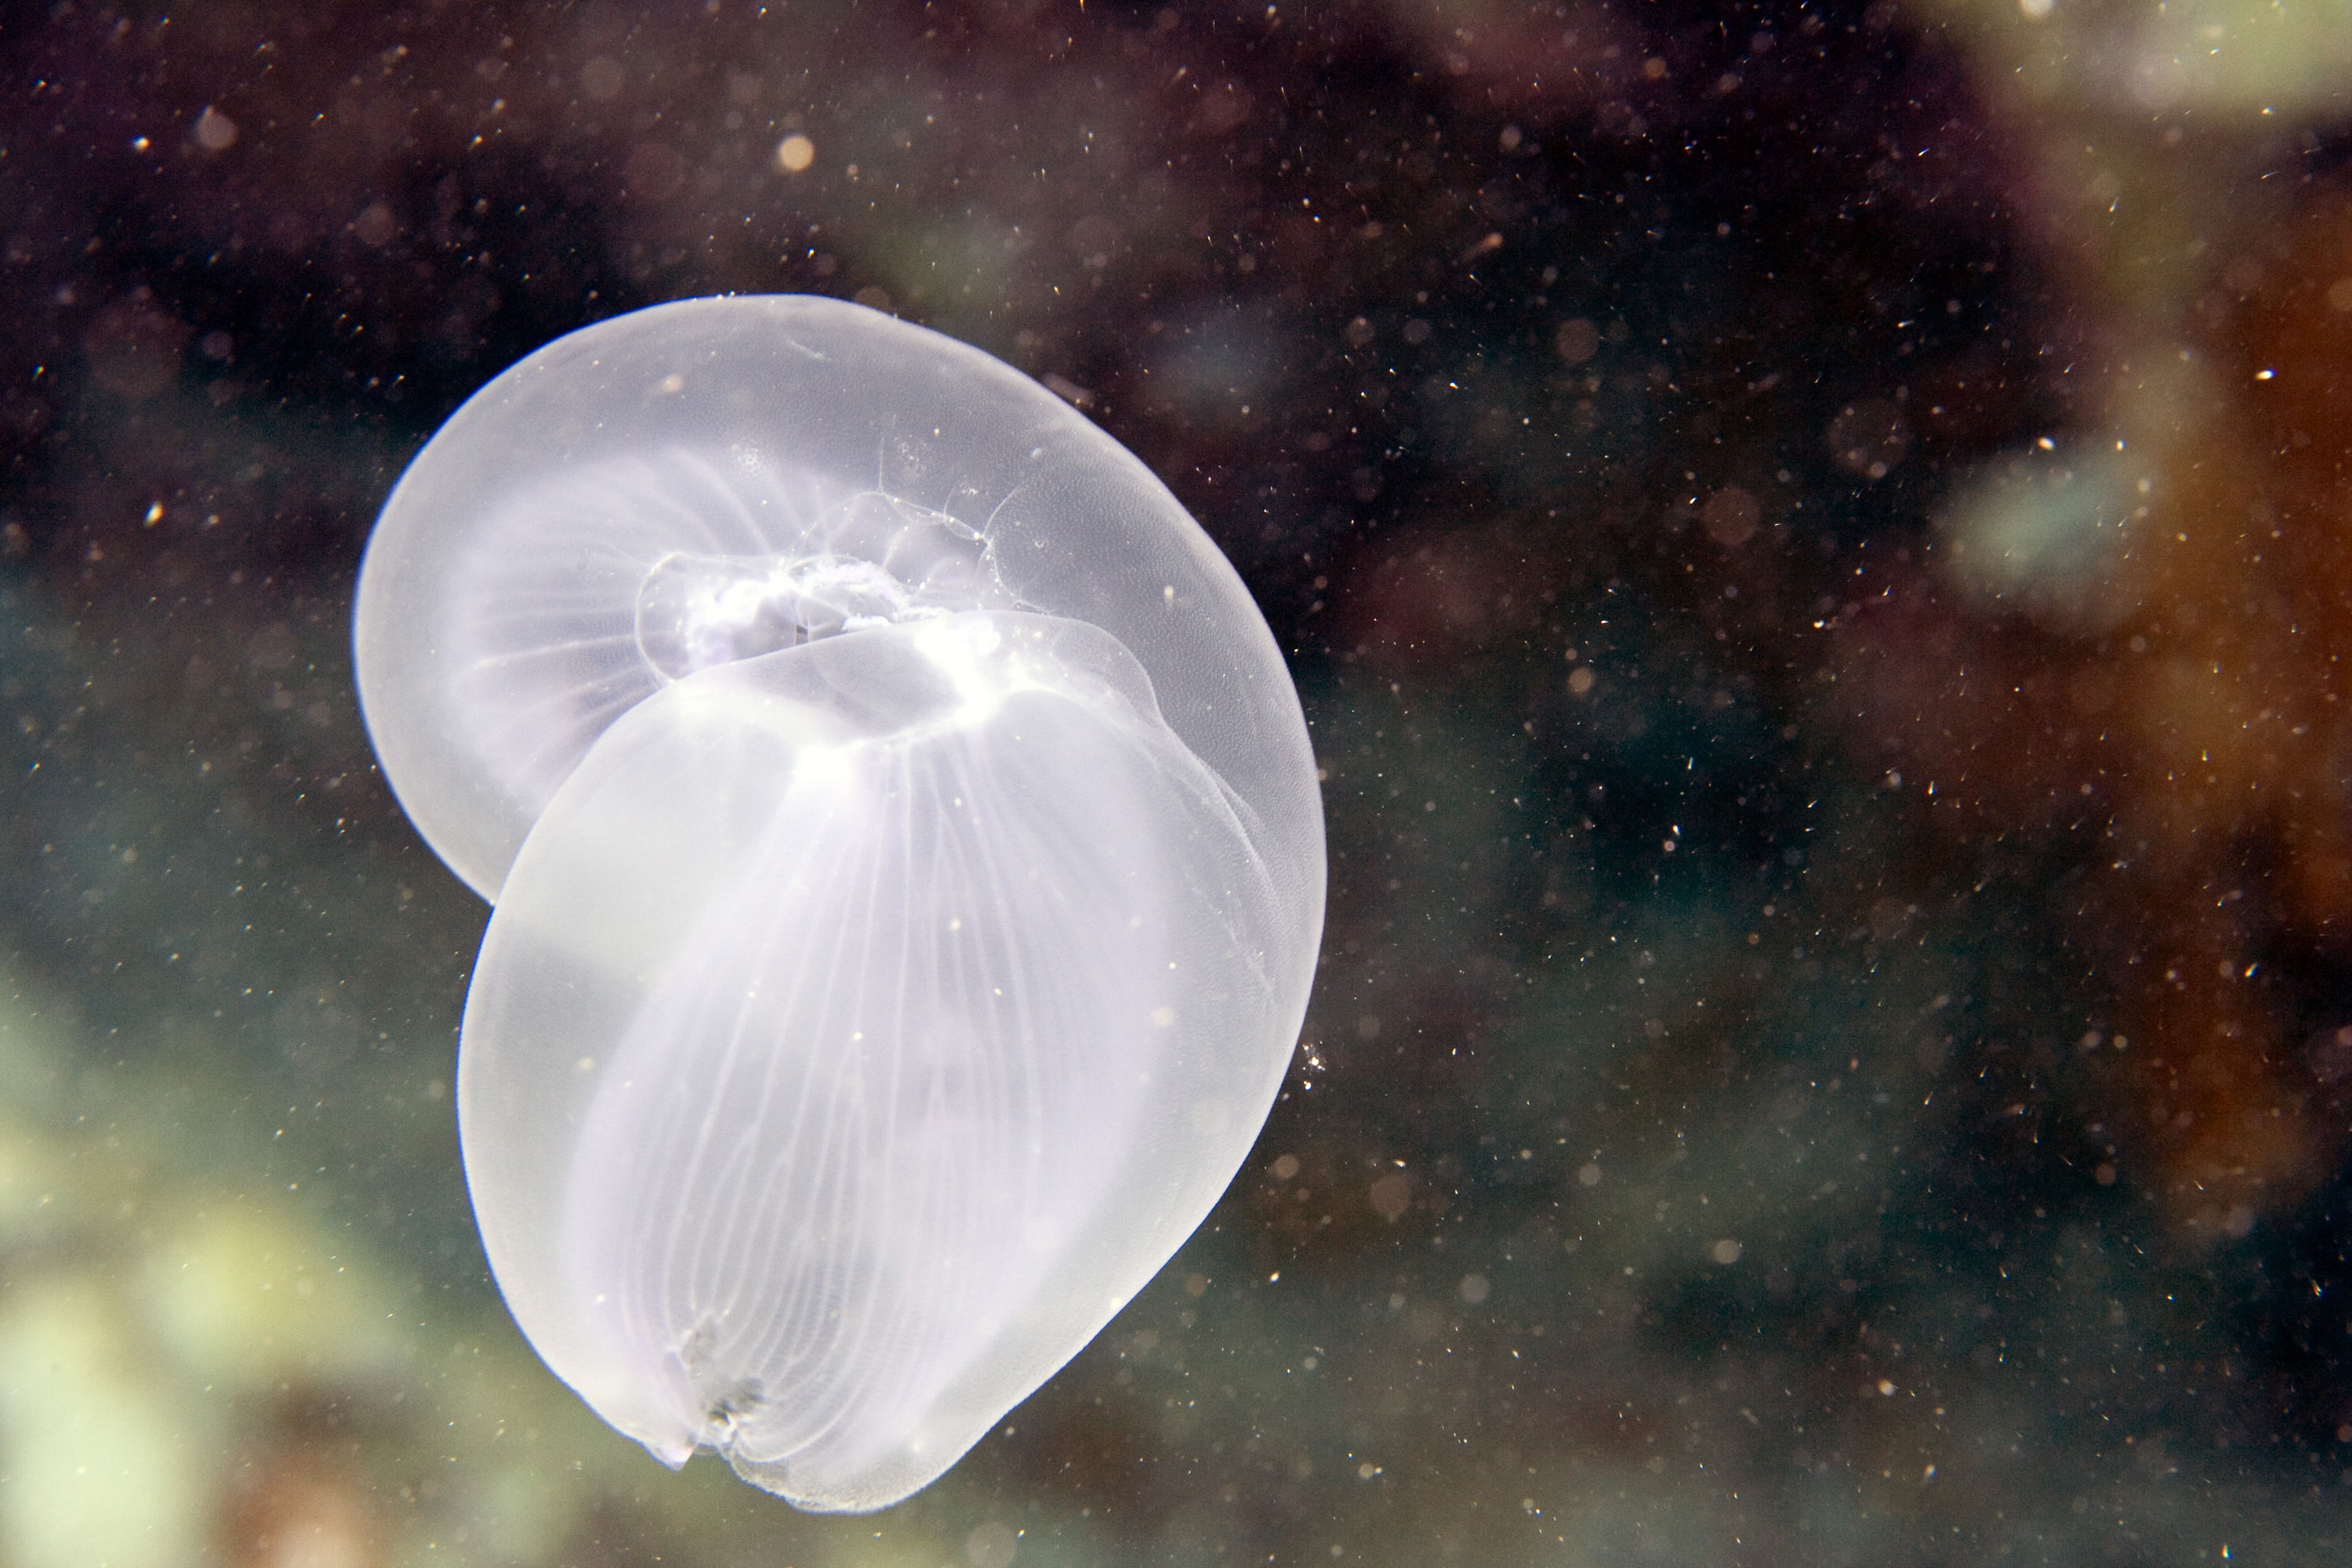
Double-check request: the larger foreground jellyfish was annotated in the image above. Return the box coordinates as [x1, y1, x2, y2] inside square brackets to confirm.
[352, 296, 1325, 1512]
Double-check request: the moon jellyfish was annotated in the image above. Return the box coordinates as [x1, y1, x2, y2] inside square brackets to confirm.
[352, 296, 1325, 1512]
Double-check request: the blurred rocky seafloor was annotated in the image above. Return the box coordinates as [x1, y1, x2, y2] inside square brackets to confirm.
[9, 1, 2352, 1563]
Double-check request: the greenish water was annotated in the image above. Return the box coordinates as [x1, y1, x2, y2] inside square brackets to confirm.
[7, 2, 2352, 1565]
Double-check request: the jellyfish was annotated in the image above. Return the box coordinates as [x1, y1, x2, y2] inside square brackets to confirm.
[352, 296, 1325, 1512]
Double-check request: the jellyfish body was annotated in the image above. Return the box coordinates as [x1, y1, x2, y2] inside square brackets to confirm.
[352, 296, 1323, 1512]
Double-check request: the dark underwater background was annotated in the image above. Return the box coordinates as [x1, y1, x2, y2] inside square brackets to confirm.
[7, 2, 2352, 1563]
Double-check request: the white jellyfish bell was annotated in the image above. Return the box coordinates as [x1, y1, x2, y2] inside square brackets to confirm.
[352, 296, 1326, 1512]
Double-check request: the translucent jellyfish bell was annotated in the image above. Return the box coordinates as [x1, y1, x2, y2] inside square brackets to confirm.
[352, 296, 1325, 1512]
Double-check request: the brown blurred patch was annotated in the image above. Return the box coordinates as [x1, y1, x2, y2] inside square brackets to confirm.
[1824, 569, 2099, 834]
[1822, 191, 2352, 1239]
[1330, 515, 1564, 673]
[220, 1452, 378, 1568]
[1825, 397, 1911, 481]
[1700, 485, 1761, 546]
[1373, 0, 1631, 118]
[991, 1365, 1179, 1539]
[2083, 195, 2352, 1230]
[622, 140, 687, 201]
[2130, 904, 2318, 1242]
[84, 290, 191, 401]
[1246, 1134, 1431, 1270]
